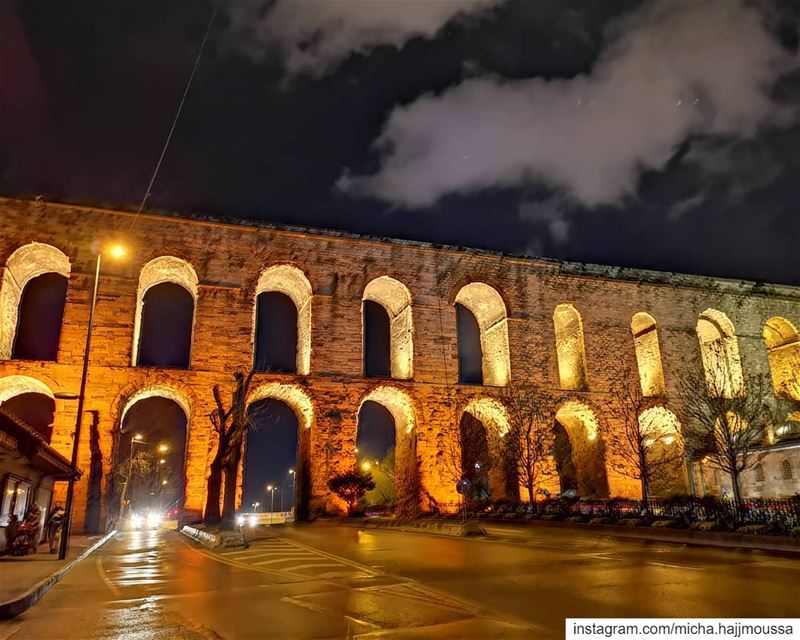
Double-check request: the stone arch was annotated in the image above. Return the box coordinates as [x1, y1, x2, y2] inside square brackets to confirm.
[763, 317, 799, 400]
[0, 243, 71, 359]
[553, 400, 608, 497]
[454, 283, 510, 387]
[254, 265, 312, 375]
[246, 383, 314, 519]
[553, 304, 588, 390]
[117, 384, 192, 511]
[357, 385, 418, 512]
[459, 396, 512, 500]
[696, 309, 744, 397]
[363, 277, 414, 380]
[132, 256, 198, 367]
[638, 406, 685, 496]
[0, 374, 55, 404]
[631, 312, 666, 397]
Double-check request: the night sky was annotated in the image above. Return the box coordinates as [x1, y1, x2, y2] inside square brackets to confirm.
[2, 0, 799, 285]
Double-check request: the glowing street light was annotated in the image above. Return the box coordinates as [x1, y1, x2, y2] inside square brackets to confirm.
[159, 459, 166, 465]
[361, 461, 371, 472]
[157, 443, 169, 454]
[266, 485, 278, 524]
[60, 242, 127, 560]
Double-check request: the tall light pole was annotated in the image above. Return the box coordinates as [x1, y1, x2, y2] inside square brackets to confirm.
[117, 433, 145, 523]
[267, 485, 276, 525]
[288, 468, 296, 517]
[59, 243, 127, 560]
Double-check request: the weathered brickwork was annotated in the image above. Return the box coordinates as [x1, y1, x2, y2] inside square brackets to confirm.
[0, 197, 798, 530]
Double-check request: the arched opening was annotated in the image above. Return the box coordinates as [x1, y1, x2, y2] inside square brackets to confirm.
[459, 397, 512, 502]
[363, 277, 413, 379]
[0, 375, 56, 443]
[254, 265, 312, 375]
[243, 399, 299, 516]
[12, 273, 69, 361]
[553, 401, 608, 497]
[132, 257, 198, 368]
[763, 317, 800, 400]
[638, 406, 684, 496]
[0, 243, 71, 360]
[631, 312, 666, 397]
[456, 303, 483, 384]
[455, 283, 510, 386]
[363, 301, 391, 377]
[553, 304, 588, 390]
[356, 401, 396, 508]
[117, 394, 189, 517]
[245, 383, 314, 519]
[697, 309, 744, 397]
[254, 292, 299, 373]
[357, 386, 418, 515]
[138, 283, 194, 368]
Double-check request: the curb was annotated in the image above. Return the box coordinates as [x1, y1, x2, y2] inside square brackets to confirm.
[0, 530, 118, 620]
[180, 525, 247, 550]
[488, 519, 800, 554]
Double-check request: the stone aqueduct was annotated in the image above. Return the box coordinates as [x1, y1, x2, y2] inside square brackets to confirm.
[0, 197, 798, 530]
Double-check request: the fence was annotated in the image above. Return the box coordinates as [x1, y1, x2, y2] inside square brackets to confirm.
[428, 496, 800, 534]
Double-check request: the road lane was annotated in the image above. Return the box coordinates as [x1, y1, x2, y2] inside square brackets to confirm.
[1, 524, 797, 640]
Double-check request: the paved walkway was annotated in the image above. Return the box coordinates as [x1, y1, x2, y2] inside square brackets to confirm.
[0, 536, 98, 603]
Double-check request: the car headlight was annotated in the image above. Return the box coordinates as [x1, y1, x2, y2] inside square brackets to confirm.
[130, 513, 143, 529]
[248, 515, 258, 528]
[146, 512, 162, 529]
[236, 515, 245, 527]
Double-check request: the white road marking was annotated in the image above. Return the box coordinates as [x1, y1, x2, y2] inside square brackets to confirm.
[96, 557, 122, 596]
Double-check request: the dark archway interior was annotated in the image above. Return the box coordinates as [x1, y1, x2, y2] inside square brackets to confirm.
[120, 396, 188, 514]
[254, 291, 298, 373]
[459, 412, 491, 500]
[138, 282, 193, 368]
[2, 392, 55, 442]
[13, 273, 68, 361]
[357, 400, 397, 506]
[553, 421, 578, 493]
[456, 303, 483, 384]
[243, 398, 298, 513]
[363, 300, 391, 377]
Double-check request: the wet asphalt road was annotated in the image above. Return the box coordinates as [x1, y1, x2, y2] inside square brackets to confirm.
[0, 524, 797, 639]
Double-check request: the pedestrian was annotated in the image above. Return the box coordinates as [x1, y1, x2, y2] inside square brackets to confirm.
[24, 502, 43, 552]
[46, 505, 66, 554]
[5, 513, 20, 552]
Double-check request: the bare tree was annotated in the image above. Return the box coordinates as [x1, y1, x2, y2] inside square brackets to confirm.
[499, 377, 556, 503]
[204, 370, 257, 528]
[605, 373, 684, 512]
[677, 349, 774, 509]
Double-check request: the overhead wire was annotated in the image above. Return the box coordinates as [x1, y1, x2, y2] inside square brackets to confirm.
[128, 7, 218, 231]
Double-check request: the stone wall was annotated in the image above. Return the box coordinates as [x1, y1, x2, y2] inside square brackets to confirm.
[0, 197, 798, 530]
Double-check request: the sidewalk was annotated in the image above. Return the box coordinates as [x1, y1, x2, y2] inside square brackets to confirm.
[0, 536, 98, 604]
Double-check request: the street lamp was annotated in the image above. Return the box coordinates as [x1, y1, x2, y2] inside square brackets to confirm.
[117, 433, 146, 525]
[60, 243, 127, 560]
[267, 485, 276, 525]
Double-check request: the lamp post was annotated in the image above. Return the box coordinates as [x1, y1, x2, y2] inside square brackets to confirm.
[59, 244, 126, 560]
[117, 433, 145, 524]
[288, 468, 296, 517]
[267, 485, 276, 525]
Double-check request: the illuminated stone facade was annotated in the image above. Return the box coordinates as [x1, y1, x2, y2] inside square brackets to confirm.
[0, 197, 798, 530]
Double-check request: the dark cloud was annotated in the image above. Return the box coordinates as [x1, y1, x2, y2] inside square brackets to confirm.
[340, 1, 798, 208]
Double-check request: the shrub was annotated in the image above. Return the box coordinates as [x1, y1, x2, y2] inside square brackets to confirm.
[690, 520, 721, 532]
[651, 519, 681, 529]
[618, 518, 645, 527]
[736, 524, 773, 536]
[589, 516, 611, 524]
